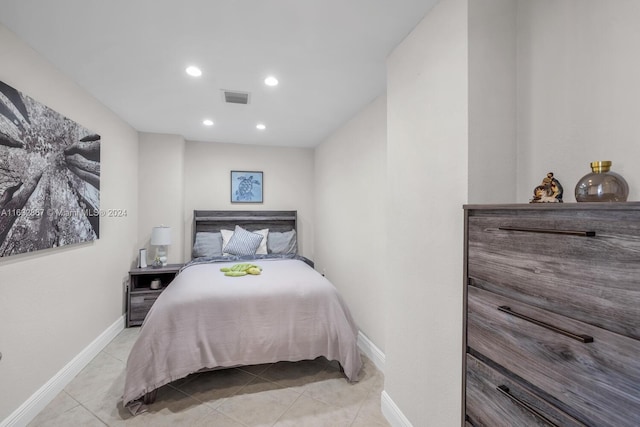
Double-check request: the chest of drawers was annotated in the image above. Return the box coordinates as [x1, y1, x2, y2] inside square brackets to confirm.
[463, 203, 640, 427]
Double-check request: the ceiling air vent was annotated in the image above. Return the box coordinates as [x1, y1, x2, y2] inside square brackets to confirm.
[222, 90, 250, 105]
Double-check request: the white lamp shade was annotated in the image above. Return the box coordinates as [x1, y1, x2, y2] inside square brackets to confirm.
[150, 226, 171, 246]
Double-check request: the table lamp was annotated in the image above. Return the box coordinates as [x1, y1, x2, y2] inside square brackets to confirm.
[150, 226, 171, 267]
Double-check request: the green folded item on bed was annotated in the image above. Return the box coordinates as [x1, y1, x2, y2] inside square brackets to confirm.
[220, 263, 262, 276]
[224, 270, 247, 277]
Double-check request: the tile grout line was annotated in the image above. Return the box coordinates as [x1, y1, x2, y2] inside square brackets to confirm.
[79, 401, 109, 427]
[269, 390, 306, 427]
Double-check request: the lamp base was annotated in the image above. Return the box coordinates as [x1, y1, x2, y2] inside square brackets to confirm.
[153, 246, 168, 268]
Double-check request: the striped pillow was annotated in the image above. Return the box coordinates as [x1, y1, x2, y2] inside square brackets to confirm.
[223, 225, 264, 256]
[221, 228, 268, 255]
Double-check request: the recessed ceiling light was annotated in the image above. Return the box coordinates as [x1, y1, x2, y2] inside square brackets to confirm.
[186, 66, 202, 77]
[256, 123, 266, 130]
[203, 119, 214, 126]
[264, 76, 278, 86]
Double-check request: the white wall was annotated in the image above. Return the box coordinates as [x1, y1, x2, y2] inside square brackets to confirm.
[0, 24, 139, 421]
[314, 95, 387, 353]
[138, 138, 314, 263]
[384, 0, 468, 425]
[183, 141, 315, 260]
[468, 0, 517, 204]
[138, 133, 185, 265]
[516, 0, 640, 202]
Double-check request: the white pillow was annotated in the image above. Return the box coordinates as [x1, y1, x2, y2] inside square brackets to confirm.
[221, 227, 268, 255]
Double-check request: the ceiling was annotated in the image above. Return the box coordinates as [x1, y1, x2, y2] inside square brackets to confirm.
[0, 0, 439, 148]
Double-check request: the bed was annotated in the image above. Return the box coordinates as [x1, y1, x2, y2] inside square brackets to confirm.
[122, 210, 362, 412]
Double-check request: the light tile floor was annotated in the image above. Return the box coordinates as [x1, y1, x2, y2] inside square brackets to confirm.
[28, 327, 389, 426]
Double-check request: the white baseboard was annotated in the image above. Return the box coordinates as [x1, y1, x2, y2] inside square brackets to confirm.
[1, 315, 125, 427]
[356, 332, 411, 427]
[357, 330, 385, 372]
[381, 390, 414, 427]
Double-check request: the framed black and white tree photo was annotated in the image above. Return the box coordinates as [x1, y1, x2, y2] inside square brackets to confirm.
[0, 80, 100, 257]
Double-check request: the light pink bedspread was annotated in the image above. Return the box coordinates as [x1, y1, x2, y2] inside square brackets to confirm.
[123, 258, 362, 407]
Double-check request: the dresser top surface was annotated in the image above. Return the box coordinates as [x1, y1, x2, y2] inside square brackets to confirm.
[464, 202, 640, 211]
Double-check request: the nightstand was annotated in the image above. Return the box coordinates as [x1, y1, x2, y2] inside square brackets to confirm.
[127, 264, 183, 327]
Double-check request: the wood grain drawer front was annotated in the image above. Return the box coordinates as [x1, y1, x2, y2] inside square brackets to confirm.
[467, 214, 640, 339]
[129, 291, 160, 322]
[466, 354, 585, 427]
[467, 286, 640, 427]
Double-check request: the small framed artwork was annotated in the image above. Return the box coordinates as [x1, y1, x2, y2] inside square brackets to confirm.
[231, 171, 264, 203]
[138, 248, 147, 268]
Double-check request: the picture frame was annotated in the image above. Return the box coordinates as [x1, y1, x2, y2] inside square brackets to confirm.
[231, 171, 263, 203]
[138, 248, 147, 268]
[0, 80, 101, 257]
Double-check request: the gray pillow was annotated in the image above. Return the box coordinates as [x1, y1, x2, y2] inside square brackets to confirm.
[224, 225, 264, 256]
[192, 232, 223, 258]
[267, 230, 297, 254]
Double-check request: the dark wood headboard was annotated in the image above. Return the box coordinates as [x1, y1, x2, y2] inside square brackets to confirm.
[192, 210, 297, 258]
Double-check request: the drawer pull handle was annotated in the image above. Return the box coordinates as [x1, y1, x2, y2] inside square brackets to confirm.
[498, 306, 594, 343]
[498, 226, 595, 237]
[497, 385, 559, 427]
